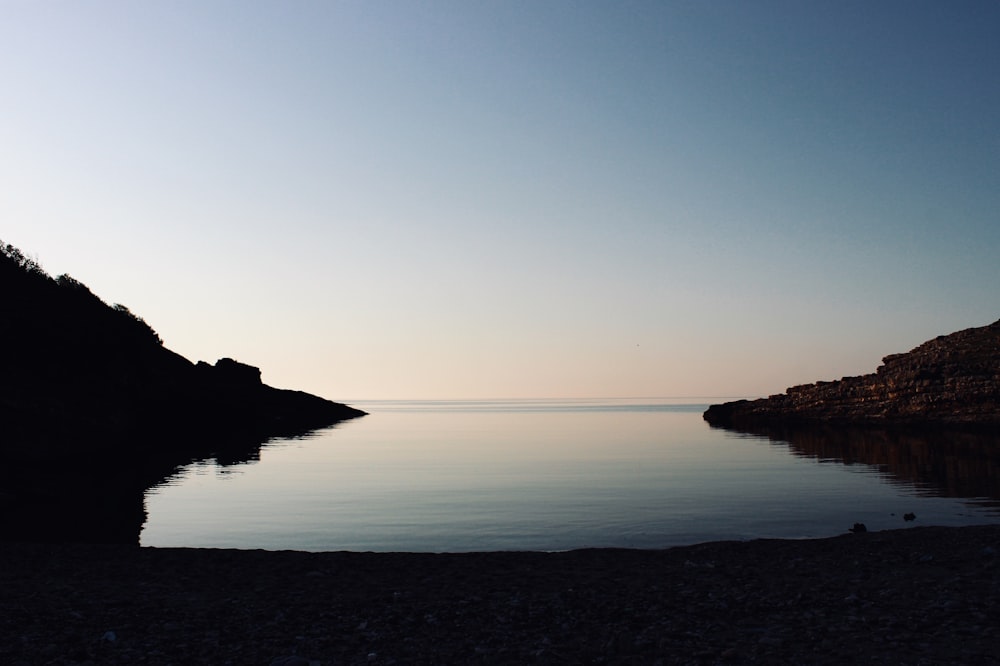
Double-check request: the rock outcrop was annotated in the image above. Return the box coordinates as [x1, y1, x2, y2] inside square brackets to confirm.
[704, 319, 1000, 429]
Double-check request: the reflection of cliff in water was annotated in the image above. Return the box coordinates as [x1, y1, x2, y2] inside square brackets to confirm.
[717, 424, 1000, 506]
[0, 428, 327, 546]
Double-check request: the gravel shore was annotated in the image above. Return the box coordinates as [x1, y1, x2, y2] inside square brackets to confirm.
[3, 524, 998, 665]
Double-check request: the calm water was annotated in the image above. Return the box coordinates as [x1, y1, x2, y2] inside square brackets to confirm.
[141, 399, 1000, 552]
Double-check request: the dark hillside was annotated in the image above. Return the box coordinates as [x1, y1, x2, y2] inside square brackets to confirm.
[0, 241, 364, 456]
[0, 241, 365, 543]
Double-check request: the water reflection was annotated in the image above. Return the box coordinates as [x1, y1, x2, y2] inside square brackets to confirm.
[143, 403, 1000, 552]
[713, 423, 1000, 507]
[7, 403, 1000, 548]
[0, 429, 288, 545]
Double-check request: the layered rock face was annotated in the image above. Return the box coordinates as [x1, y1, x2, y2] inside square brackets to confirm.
[704, 319, 1000, 429]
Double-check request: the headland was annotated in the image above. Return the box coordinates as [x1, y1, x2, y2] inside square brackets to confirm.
[0, 241, 365, 544]
[704, 319, 1000, 429]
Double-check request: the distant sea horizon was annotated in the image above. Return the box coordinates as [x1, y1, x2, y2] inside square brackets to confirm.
[342, 396, 751, 403]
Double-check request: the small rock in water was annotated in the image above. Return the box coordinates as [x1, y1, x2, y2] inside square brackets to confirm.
[903, 512, 916, 521]
[849, 523, 867, 534]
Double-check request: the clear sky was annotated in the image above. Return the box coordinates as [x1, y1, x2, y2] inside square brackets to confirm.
[3, 1, 999, 401]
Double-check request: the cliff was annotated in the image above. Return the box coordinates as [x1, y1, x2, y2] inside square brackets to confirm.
[704, 319, 1000, 429]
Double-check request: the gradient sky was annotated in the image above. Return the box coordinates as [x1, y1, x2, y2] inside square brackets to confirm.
[3, 1, 999, 400]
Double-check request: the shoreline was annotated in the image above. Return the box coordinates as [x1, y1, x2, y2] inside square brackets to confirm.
[5, 524, 998, 664]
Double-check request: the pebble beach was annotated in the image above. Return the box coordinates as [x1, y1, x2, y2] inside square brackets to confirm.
[3, 524, 998, 664]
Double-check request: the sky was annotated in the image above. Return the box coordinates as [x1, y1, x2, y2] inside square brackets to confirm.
[2, 1, 999, 401]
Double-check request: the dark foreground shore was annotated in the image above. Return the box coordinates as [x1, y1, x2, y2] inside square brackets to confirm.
[3, 525, 998, 665]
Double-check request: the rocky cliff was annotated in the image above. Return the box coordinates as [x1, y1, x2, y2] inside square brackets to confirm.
[704, 319, 1000, 429]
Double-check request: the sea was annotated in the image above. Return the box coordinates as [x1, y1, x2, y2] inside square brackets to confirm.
[140, 398, 1000, 552]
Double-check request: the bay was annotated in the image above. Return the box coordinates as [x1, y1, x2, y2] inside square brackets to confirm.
[140, 398, 1000, 552]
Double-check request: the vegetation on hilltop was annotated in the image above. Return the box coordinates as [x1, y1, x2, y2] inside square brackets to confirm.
[1, 241, 162, 348]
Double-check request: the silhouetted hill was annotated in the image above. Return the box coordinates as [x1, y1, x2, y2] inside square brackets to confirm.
[0, 240, 365, 457]
[704, 319, 1000, 429]
[1, 241, 366, 543]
